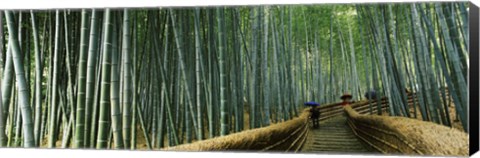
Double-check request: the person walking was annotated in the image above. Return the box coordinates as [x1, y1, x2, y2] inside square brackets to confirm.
[340, 93, 353, 106]
[309, 106, 320, 129]
[364, 90, 377, 100]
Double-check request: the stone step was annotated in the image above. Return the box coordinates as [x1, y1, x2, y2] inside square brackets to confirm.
[308, 145, 369, 152]
[312, 145, 366, 151]
[311, 134, 357, 138]
[301, 115, 375, 153]
[313, 127, 350, 130]
[311, 143, 365, 148]
[312, 137, 357, 141]
[306, 148, 370, 153]
[311, 133, 354, 137]
[312, 138, 361, 143]
[312, 130, 352, 133]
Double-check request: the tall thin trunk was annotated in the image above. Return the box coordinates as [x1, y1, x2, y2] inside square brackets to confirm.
[121, 8, 132, 149]
[215, 7, 228, 136]
[0, 64, 4, 146]
[4, 10, 35, 148]
[110, 12, 123, 149]
[262, 6, 270, 126]
[74, 9, 89, 148]
[193, 8, 203, 141]
[0, 11, 4, 146]
[47, 10, 62, 148]
[29, 11, 43, 147]
[84, 9, 99, 148]
[96, 9, 113, 149]
[1, 36, 14, 133]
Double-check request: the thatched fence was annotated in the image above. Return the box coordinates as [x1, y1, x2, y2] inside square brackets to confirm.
[344, 105, 468, 156]
[162, 110, 310, 152]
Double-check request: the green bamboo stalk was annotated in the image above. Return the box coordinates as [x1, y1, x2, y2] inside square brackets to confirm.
[329, 15, 334, 103]
[412, 4, 439, 122]
[0, 18, 3, 141]
[73, 9, 89, 148]
[435, 3, 468, 120]
[0, 65, 4, 147]
[288, 7, 297, 117]
[8, 89, 17, 147]
[193, 8, 203, 140]
[248, 8, 258, 129]
[89, 12, 105, 148]
[270, 13, 283, 122]
[121, 8, 132, 149]
[387, 5, 410, 117]
[110, 11, 124, 149]
[262, 6, 270, 126]
[234, 9, 245, 129]
[215, 7, 228, 135]
[4, 10, 35, 148]
[168, 10, 199, 139]
[130, 12, 137, 149]
[0, 11, 3, 68]
[157, 11, 170, 147]
[109, 10, 124, 149]
[29, 10, 43, 147]
[420, 4, 468, 131]
[6, 88, 15, 147]
[1, 40, 13, 130]
[84, 9, 99, 148]
[47, 10, 62, 148]
[96, 9, 113, 149]
[355, 6, 372, 114]
[456, 3, 468, 48]
[62, 11, 76, 148]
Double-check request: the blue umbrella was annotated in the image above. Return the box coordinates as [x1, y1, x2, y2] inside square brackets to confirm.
[304, 101, 319, 107]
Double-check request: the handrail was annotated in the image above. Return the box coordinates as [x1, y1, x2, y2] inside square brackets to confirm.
[260, 115, 309, 151]
[162, 109, 310, 152]
[344, 105, 468, 156]
[346, 115, 422, 154]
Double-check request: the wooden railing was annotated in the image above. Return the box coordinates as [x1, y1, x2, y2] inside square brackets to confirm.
[317, 98, 389, 120]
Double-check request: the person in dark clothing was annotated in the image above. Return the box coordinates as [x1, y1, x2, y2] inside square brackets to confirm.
[364, 90, 377, 100]
[309, 107, 320, 128]
[340, 93, 353, 106]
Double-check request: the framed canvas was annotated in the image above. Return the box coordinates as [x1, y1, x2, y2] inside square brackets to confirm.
[0, 0, 478, 157]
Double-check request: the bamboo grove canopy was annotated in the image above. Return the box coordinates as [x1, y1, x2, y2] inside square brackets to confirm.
[0, 2, 469, 149]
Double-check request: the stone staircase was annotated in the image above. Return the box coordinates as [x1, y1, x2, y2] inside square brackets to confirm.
[301, 115, 377, 154]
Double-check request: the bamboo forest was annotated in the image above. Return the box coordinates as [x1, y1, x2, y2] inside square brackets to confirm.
[0, 2, 470, 154]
